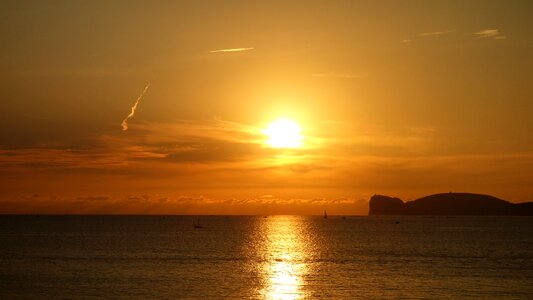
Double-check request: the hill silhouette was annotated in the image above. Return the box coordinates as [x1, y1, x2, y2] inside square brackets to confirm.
[369, 193, 533, 215]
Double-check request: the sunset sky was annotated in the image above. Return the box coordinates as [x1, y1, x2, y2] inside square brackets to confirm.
[1, 0, 532, 214]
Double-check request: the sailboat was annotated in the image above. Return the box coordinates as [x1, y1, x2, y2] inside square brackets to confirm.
[324, 210, 328, 219]
[194, 217, 204, 229]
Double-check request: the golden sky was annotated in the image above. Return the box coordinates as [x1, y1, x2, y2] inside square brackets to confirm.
[1, 1, 532, 214]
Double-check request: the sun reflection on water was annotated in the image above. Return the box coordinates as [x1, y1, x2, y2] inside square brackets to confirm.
[261, 216, 310, 300]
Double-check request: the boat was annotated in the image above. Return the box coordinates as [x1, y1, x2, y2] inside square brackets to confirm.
[194, 217, 204, 229]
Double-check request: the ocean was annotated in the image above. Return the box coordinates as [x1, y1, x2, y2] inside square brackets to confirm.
[0, 215, 531, 299]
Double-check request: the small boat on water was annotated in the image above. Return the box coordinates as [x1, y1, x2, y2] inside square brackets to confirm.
[194, 217, 204, 229]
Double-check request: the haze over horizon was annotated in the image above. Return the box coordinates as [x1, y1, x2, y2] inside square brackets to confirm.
[1, 0, 532, 215]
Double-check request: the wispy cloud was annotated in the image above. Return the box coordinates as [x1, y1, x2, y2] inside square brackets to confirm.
[474, 29, 506, 39]
[402, 30, 452, 43]
[0, 146, 165, 171]
[404, 28, 508, 43]
[420, 30, 453, 36]
[209, 47, 254, 53]
[121, 83, 151, 131]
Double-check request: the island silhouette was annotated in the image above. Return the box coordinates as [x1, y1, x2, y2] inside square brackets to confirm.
[369, 193, 533, 215]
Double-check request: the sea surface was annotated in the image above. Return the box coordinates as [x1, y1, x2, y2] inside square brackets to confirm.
[0, 215, 532, 299]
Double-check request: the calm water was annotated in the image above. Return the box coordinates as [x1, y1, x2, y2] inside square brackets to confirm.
[0, 215, 532, 299]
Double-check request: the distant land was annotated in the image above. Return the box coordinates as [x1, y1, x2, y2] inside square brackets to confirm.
[369, 193, 533, 216]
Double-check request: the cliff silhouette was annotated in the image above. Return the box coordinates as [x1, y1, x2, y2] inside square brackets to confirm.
[369, 193, 533, 215]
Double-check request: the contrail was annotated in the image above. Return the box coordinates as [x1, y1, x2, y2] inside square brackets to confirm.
[209, 47, 254, 53]
[121, 83, 150, 131]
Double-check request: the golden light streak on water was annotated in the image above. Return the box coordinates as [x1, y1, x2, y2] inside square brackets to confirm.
[261, 216, 310, 300]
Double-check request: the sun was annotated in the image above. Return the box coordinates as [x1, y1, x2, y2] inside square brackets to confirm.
[263, 118, 303, 148]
